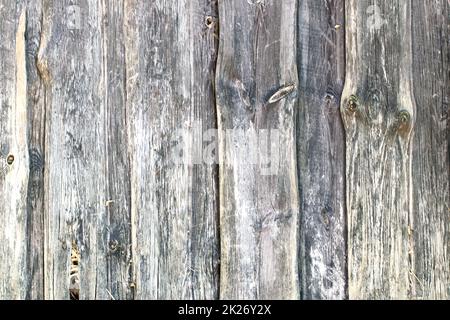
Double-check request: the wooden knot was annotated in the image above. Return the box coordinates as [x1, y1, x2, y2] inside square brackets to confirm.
[109, 239, 119, 252]
[396, 110, 411, 131]
[6, 154, 14, 165]
[247, 0, 264, 5]
[267, 84, 296, 104]
[346, 95, 359, 113]
[398, 110, 411, 124]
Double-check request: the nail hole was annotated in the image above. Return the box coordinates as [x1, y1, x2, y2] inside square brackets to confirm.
[6, 155, 14, 165]
[205, 16, 214, 28]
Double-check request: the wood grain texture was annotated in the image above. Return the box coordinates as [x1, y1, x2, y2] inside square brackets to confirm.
[342, 0, 416, 299]
[297, 0, 347, 300]
[410, 0, 449, 299]
[124, 0, 219, 299]
[101, 0, 134, 300]
[216, 0, 300, 299]
[0, 0, 448, 301]
[25, 0, 45, 299]
[0, 0, 29, 299]
[37, 1, 130, 299]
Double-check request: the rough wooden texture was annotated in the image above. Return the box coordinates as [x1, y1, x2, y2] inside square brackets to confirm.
[0, 0, 29, 299]
[124, 0, 219, 299]
[35, 0, 136, 300]
[342, 0, 416, 299]
[25, 0, 45, 299]
[410, 0, 449, 299]
[216, 0, 300, 299]
[101, 0, 134, 300]
[297, 0, 347, 299]
[0, 0, 448, 300]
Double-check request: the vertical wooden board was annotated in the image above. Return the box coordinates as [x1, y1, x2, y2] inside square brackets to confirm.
[124, 0, 219, 299]
[39, 0, 109, 299]
[341, 0, 415, 299]
[101, 0, 134, 300]
[0, 1, 29, 299]
[216, 0, 300, 299]
[296, 0, 347, 299]
[25, 0, 45, 299]
[411, 0, 449, 299]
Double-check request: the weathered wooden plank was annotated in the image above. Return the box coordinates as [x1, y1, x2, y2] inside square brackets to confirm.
[101, 0, 134, 300]
[216, 0, 300, 299]
[410, 0, 449, 300]
[25, 0, 45, 299]
[0, 0, 447, 301]
[0, 0, 30, 299]
[297, 0, 347, 299]
[342, 0, 416, 299]
[39, 0, 110, 299]
[124, 0, 219, 299]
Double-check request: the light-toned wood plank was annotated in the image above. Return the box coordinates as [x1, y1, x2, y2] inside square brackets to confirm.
[342, 0, 416, 299]
[37, 0, 123, 299]
[0, 1, 30, 299]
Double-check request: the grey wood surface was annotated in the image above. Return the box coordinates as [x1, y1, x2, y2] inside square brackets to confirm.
[38, 0, 110, 299]
[410, 0, 449, 300]
[124, 0, 219, 299]
[0, 0, 29, 299]
[297, 0, 347, 300]
[26, 0, 45, 300]
[0, 0, 447, 300]
[102, 0, 134, 300]
[342, 0, 416, 299]
[216, 0, 300, 299]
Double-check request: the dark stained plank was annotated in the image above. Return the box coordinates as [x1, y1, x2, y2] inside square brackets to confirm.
[216, 0, 300, 299]
[124, 0, 220, 299]
[296, 0, 347, 299]
[341, 0, 416, 299]
[0, 0, 30, 299]
[410, 0, 449, 300]
[25, 0, 45, 299]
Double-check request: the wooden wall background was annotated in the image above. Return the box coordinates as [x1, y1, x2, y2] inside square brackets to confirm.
[0, 0, 448, 300]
